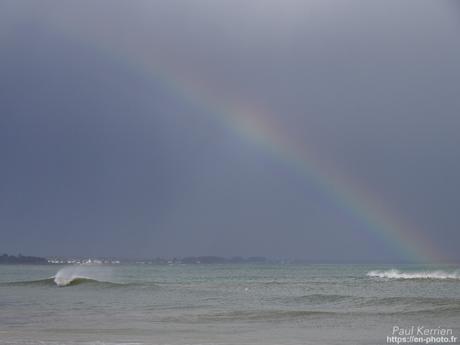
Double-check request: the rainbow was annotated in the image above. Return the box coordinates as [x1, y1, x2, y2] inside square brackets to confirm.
[55, 23, 446, 263]
[154, 71, 444, 263]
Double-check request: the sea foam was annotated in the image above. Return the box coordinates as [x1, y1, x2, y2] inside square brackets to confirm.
[367, 269, 460, 280]
[53, 265, 113, 287]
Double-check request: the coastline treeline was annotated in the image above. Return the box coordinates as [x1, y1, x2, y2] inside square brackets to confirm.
[0, 254, 48, 264]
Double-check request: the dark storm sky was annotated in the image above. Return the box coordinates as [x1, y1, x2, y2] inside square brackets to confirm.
[1, 1, 459, 262]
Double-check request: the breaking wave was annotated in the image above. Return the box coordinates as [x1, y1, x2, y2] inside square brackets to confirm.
[0, 276, 119, 287]
[53, 265, 116, 287]
[53, 276, 118, 287]
[367, 269, 460, 280]
[0, 265, 118, 287]
[0, 266, 162, 288]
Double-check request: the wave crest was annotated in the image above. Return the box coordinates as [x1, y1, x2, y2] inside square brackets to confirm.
[2, 277, 132, 288]
[367, 269, 460, 280]
[53, 276, 106, 287]
[53, 265, 115, 287]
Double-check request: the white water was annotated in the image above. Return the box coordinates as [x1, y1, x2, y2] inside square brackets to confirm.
[53, 265, 113, 287]
[367, 269, 460, 280]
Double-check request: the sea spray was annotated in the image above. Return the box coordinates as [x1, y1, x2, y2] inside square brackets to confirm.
[367, 269, 460, 280]
[53, 265, 114, 287]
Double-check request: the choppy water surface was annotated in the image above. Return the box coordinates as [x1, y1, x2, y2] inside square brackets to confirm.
[1, 264, 459, 345]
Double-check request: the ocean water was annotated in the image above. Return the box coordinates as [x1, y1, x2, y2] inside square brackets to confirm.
[0, 264, 459, 345]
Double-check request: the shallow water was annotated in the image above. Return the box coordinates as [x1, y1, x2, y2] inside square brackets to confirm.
[1, 264, 459, 345]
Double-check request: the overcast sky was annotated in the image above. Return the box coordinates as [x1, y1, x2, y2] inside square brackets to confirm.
[1, 1, 459, 262]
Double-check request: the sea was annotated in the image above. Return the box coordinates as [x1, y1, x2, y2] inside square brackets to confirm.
[0, 263, 459, 345]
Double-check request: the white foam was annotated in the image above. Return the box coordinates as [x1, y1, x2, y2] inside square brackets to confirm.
[367, 269, 460, 280]
[53, 265, 113, 287]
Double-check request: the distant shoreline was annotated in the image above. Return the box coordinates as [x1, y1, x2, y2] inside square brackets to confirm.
[2, 254, 456, 265]
[47, 256, 269, 265]
[0, 254, 49, 265]
[0, 254, 268, 265]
